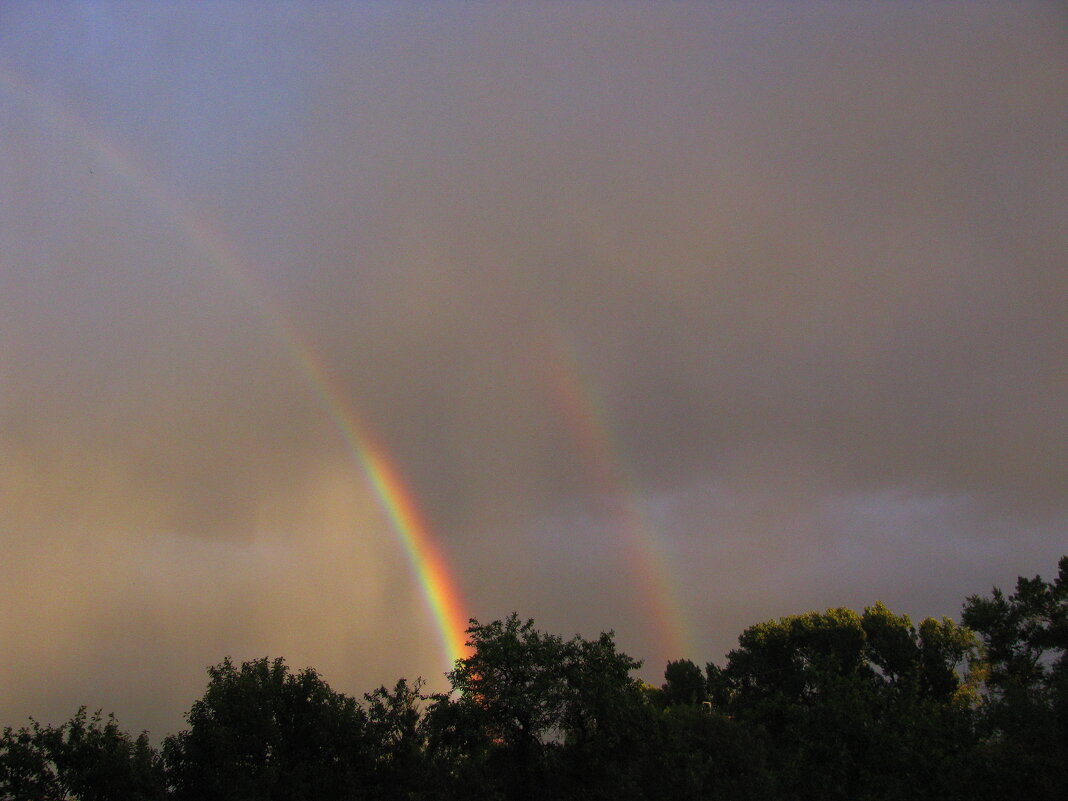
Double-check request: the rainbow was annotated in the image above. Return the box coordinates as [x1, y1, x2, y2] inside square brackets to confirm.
[3, 64, 696, 667]
[170, 222, 473, 669]
[537, 327, 694, 662]
[0, 66, 471, 669]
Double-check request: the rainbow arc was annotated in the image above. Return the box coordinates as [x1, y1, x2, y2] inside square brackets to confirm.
[0, 66, 471, 669]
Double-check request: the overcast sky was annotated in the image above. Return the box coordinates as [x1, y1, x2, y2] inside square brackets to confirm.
[2, 2, 1066, 738]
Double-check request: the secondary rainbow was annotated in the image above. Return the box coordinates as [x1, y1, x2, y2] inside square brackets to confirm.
[0, 66, 471, 669]
[537, 327, 695, 662]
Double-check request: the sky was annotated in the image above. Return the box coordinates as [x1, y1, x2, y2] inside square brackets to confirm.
[2, 2, 1066, 738]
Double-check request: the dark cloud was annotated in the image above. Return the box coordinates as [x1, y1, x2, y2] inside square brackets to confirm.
[2, 3, 1066, 736]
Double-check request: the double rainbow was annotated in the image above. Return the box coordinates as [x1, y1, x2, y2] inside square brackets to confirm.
[2, 65, 696, 669]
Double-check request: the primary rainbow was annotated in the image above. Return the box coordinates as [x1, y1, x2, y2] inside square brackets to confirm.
[173, 220, 473, 670]
[0, 67, 471, 670]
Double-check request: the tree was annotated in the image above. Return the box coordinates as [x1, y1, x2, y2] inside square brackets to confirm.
[443, 614, 645, 801]
[420, 689, 497, 800]
[555, 631, 647, 800]
[661, 659, 706, 707]
[364, 678, 429, 798]
[447, 615, 571, 758]
[712, 604, 980, 801]
[639, 704, 774, 801]
[162, 656, 369, 801]
[0, 708, 164, 801]
[962, 556, 1068, 798]
[963, 556, 1068, 710]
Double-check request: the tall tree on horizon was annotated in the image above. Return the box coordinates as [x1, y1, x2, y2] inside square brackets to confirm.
[963, 556, 1068, 798]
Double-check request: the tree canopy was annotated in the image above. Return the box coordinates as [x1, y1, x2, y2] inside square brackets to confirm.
[161, 656, 369, 801]
[961, 556, 1068, 797]
[4, 557, 1067, 800]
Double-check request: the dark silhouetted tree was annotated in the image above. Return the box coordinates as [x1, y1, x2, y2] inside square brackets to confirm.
[0, 708, 164, 801]
[661, 659, 706, 707]
[712, 604, 980, 801]
[963, 556, 1068, 798]
[364, 678, 429, 799]
[638, 703, 774, 801]
[443, 613, 645, 801]
[162, 656, 369, 801]
[14, 558, 1068, 801]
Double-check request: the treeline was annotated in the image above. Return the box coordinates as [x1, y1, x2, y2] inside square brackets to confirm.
[2, 557, 1066, 801]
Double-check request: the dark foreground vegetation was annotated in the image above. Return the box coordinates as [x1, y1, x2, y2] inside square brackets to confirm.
[3, 557, 1066, 801]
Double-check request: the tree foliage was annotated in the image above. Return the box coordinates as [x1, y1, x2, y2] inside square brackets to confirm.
[962, 556, 1068, 797]
[440, 613, 646, 800]
[0, 708, 163, 801]
[162, 657, 368, 801]
[661, 659, 705, 707]
[710, 603, 981, 800]
[4, 557, 1068, 800]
